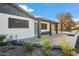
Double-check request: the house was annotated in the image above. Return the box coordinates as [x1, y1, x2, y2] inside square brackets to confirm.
[34, 17, 58, 36]
[0, 3, 59, 40]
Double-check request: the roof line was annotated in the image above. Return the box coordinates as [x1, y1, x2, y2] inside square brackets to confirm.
[8, 3, 58, 24]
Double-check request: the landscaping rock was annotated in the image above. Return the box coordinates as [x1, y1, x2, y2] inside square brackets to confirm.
[0, 53, 10, 56]
[0, 44, 64, 56]
[52, 49, 63, 56]
[52, 45, 61, 50]
[31, 47, 42, 56]
[32, 43, 42, 48]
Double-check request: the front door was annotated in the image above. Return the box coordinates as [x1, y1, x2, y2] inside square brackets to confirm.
[34, 22, 38, 35]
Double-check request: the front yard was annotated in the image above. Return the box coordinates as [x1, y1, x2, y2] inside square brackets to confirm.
[0, 44, 62, 56]
[0, 32, 79, 56]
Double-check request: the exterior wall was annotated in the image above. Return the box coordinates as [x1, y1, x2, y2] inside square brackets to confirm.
[0, 13, 34, 40]
[58, 23, 61, 31]
[51, 23, 56, 33]
[34, 20, 50, 34]
[52, 24, 55, 31]
[41, 21, 50, 33]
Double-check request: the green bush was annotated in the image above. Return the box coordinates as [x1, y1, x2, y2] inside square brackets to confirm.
[23, 43, 34, 53]
[0, 34, 7, 41]
[6, 40, 13, 46]
[41, 31, 50, 35]
[40, 39, 52, 56]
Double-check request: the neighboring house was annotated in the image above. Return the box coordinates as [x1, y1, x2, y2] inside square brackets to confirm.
[0, 3, 59, 40]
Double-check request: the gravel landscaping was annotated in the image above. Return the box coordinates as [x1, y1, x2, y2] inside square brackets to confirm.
[0, 44, 63, 56]
[0, 32, 79, 56]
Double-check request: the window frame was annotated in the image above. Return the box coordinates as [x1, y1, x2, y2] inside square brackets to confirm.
[8, 18, 29, 28]
[41, 23, 47, 30]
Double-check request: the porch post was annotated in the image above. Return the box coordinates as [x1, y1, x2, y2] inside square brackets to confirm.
[61, 24, 62, 32]
[49, 22, 52, 35]
[55, 23, 58, 34]
[38, 19, 41, 38]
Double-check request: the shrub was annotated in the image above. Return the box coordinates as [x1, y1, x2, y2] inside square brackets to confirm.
[59, 40, 73, 56]
[6, 40, 13, 46]
[41, 31, 50, 35]
[23, 43, 34, 53]
[40, 39, 52, 56]
[74, 26, 79, 30]
[0, 34, 7, 41]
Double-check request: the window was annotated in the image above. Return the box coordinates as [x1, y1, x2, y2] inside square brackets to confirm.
[8, 18, 29, 28]
[41, 23, 47, 29]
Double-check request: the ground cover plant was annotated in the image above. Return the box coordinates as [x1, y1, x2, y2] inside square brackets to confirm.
[23, 43, 34, 53]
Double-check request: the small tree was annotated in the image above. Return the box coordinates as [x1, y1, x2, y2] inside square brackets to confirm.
[57, 12, 75, 31]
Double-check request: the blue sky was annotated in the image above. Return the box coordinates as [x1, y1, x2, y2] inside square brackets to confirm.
[17, 3, 79, 21]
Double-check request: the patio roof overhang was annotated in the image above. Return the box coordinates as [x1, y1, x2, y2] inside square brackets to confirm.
[35, 17, 59, 38]
[9, 3, 59, 24]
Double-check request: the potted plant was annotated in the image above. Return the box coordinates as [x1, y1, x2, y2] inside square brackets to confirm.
[0, 34, 7, 46]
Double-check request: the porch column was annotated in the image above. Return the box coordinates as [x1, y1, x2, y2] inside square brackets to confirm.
[37, 19, 41, 38]
[49, 22, 52, 35]
[55, 23, 58, 34]
[61, 24, 63, 32]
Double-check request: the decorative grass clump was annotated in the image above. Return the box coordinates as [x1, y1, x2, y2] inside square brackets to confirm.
[23, 43, 34, 53]
[40, 39, 52, 56]
[59, 40, 73, 56]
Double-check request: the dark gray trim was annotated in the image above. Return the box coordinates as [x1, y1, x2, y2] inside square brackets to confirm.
[36, 17, 58, 24]
[37, 19, 41, 38]
[61, 24, 63, 32]
[8, 17, 29, 28]
[49, 22, 52, 35]
[55, 23, 58, 34]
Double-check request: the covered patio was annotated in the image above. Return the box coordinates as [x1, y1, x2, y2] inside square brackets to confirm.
[34, 17, 59, 38]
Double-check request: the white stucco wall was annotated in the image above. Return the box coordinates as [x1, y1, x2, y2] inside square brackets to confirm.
[34, 21, 50, 33]
[0, 13, 34, 40]
[51, 24, 55, 31]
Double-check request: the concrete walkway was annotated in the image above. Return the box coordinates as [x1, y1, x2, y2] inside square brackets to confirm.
[21, 31, 79, 48]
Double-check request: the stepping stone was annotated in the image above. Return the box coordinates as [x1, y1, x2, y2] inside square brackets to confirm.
[52, 45, 61, 49]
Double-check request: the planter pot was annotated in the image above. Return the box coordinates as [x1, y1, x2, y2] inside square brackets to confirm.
[0, 41, 6, 46]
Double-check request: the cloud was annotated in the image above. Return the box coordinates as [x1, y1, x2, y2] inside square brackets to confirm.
[19, 5, 34, 12]
[34, 15, 42, 17]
